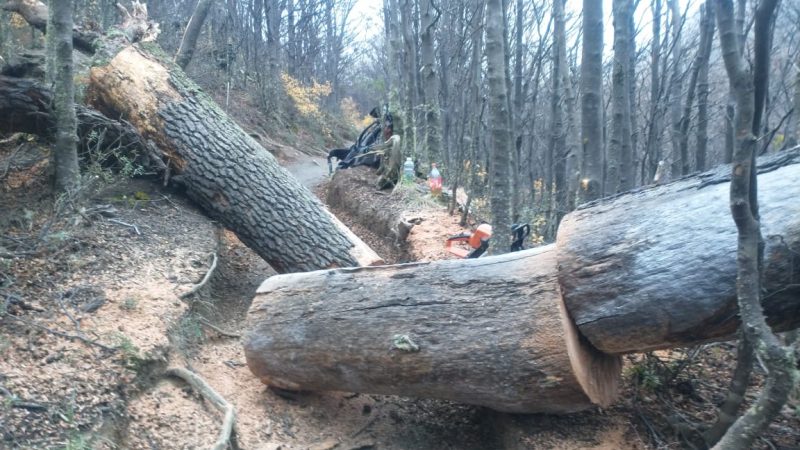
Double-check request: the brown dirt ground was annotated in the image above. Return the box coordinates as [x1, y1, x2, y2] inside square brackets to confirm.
[1, 138, 798, 450]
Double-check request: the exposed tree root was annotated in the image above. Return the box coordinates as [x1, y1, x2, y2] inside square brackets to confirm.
[165, 367, 236, 450]
[180, 253, 218, 299]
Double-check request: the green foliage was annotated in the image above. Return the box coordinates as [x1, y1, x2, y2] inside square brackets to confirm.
[112, 333, 142, 370]
[120, 297, 138, 311]
[82, 129, 145, 184]
[625, 361, 664, 391]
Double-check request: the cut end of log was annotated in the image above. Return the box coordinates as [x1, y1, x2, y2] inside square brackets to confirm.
[558, 296, 621, 407]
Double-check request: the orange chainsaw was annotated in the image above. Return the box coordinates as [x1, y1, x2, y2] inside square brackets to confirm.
[445, 223, 530, 259]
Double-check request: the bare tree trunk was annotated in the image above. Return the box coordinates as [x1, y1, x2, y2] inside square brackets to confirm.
[679, 1, 715, 175]
[667, 0, 684, 177]
[48, 0, 79, 192]
[712, 1, 799, 448]
[644, 0, 663, 182]
[627, 4, 638, 185]
[512, 0, 523, 222]
[174, 0, 214, 69]
[419, 0, 441, 167]
[703, 334, 754, 445]
[580, 0, 604, 201]
[285, 0, 295, 76]
[696, 2, 714, 172]
[265, 0, 281, 110]
[550, 0, 568, 227]
[400, 0, 419, 159]
[485, 0, 512, 253]
[608, 0, 634, 194]
[794, 52, 800, 145]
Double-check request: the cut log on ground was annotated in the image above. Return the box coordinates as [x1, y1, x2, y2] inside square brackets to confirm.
[84, 44, 381, 272]
[328, 166, 415, 244]
[244, 246, 622, 414]
[557, 150, 800, 354]
[245, 150, 800, 413]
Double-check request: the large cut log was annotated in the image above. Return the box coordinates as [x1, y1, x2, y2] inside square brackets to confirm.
[327, 166, 415, 243]
[244, 246, 622, 414]
[244, 151, 800, 413]
[557, 150, 800, 355]
[3, 0, 381, 272]
[83, 45, 381, 272]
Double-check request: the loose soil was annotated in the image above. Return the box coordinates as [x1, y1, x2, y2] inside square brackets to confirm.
[1, 138, 798, 450]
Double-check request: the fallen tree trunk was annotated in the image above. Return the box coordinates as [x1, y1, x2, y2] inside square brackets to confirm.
[244, 246, 621, 414]
[3, 0, 381, 272]
[88, 46, 381, 271]
[245, 150, 800, 412]
[557, 150, 800, 354]
[328, 166, 415, 243]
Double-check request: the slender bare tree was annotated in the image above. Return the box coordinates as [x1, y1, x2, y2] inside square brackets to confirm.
[48, 0, 79, 192]
[485, 0, 512, 252]
[580, 0, 604, 201]
[174, 0, 214, 69]
[710, 1, 799, 449]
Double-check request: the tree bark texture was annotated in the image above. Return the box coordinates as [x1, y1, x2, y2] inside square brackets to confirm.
[174, 0, 214, 70]
[244, 150, 800, 413]
[608, 0, 634, 194]
[549, 0, 568, 227]
[86, 44, 381, 272]
[667, 0, 685, 177]
[484, 0, 512, 253]
[0, 76, 54, 135]
[580, 0, 604, 201]
[419, 0, 441, 167]
[327, 166, 414, 244]
[644, 0, 663, 183]
[695, 2, 714, 172]
[49, 0, 79, 192]
[678, 2, 714, 175]
[244, 246, 622, 414]
[557, 149, 800, 355]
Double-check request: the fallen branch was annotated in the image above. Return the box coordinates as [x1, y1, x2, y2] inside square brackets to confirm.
[1, 312, 114, 352]
[107, 218, 141, 235]
[165, 367, 235, 450]
[180, 253, 218, 299]
[198, 316, 241, 339]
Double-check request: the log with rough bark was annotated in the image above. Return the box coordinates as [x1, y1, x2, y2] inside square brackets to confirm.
[244, 246, 622, 414]
[327, 166, 415, 244]
[3, 0, 381, 272]
[244, 150, 800, 412]
[557, 150, 800, 355]
[84, 44, 381, 272]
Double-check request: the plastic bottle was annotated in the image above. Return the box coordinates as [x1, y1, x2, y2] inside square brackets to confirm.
[403, 157, 415, 182]
[428, 163, 442, 196]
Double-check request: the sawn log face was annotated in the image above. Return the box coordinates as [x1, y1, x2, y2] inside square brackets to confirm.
[557, 150, 800, 355]
[244, 246, 621, 414]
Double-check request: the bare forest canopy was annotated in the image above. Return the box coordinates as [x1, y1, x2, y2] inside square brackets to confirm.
[3, 0, 800, 238]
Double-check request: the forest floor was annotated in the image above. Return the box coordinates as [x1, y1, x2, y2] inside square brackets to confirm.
[1, 136, 799, 450]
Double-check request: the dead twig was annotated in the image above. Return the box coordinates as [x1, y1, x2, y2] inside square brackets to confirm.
[165, 367, 235, 450]
[107, 218, 141, 235]
[180, 253, 218, 299]
[0, 385, 48, 412]
[198, 317, 241, 339]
